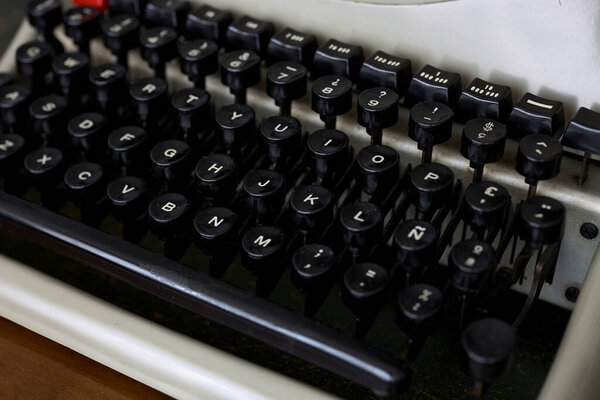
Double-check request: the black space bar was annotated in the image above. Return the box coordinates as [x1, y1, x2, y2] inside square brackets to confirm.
[0, 191, 406, 396]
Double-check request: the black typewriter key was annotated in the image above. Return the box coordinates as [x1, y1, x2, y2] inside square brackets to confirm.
[16, 41, 52, 94]
[356, 144, 399, 200]
[405, 64, 462, 108]
[171, 87, 210, 140]
[266, 27, 317, 66]
[52, 52, 90, 103]
[107, 126, 148, 173]
[461, 118, 507, 182]
[129, 77, 169, 128]
[241, 226, 286, 287]
[194, 154, 237, 203]
[311, 39, 364, 81]
[409, 163, 454, 215]
[397, 283, 443, 360]
[63, 7, 103, 55]
[562, 107, 600, 185]
[24, 147, 63, 181]
[220, 50, 261, 104]
[110, 0, 148, 18]
[519, 196, 565, 250]
[290, 185, 334, 237]
[140, 26, 178, 79]
[260, 115, 302, 166]
[215, 103, 255, 154]
[145, 0, 190, 32]
[463, 181, 510, 235]
[357, 87, 399, 144]
[193, 207, 237, 247]
[449, 239, 496, 293]
[393, 219, 438, 278]
[340, 202, 383, 255]
[64, 162, 105, 203]
[266, 61, 307, 115]
[515, 134, 562, 197]
[107, 176, 148, 218]
[184, 5, 232, 45]
[0, 73, 13, 89]
[508, 92, 564, 138]
[312, 75, 353, 129]
[292, 244, 337, 290]
[409, 101, 453, 163]
[0, 134, 26, 175]
[307, 129, 350, 184]
[178, 39, 219, 89]
[150, 139, 192, 190]
[148, 193, 192, 256]
[342, 262, 389, 337]
[102, 15, 141, 67]
[68, 112, 107, 158]
[0, 84, 31, 133]
[27, 0, 64, 53]
[89, 64, 128, 118]
[358, 50, 412, 94]
[29, 94, 68, 143]
[456, 78, 513, 123]
[225, 15, 274, 57]
[461, 318, 516, 387]
[243, 169, 286, 221]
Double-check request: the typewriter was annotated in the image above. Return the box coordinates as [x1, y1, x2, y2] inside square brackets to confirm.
[0, 0, 599, 399]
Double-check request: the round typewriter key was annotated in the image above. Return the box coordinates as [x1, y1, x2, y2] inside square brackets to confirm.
[0, 84, 31, 132]
[409, 162, 454, 214]
[461, 318, 516, 383]
[24, 147, 63, 177]
[129, 77, 169, 127]
[215, 103, 255, 153]
[463, 181, 510, 231]
[290, 185, 334, 234]
[342, 262, 389, 312]
[307, 129, 350, 178]
[16, 41, 52, 92]
[28, 0, 62, 34]
[29, 94, 68, 141]
[52, 52, 90, 101]
[409, 101, 453, 163]
[292, 244, 337, 287]
[357, 87, 399, 143]
[148, 192, 191, 228]
[449, 239, 496, 293]
[260, 115, 302, 162]
[515, 133, 562, 185]
[107, 176, 148, 214]
[340, 201, 383, 252]
[397, 283, 443, 330]
[63, 7, 102, 55]
[241, 225, 286, 274]
[393, 219, 438, 273]
[171, 87, 211, 135]
[89, 64, 128, 116]
[194, 207, 237, 242]
[68, 112, 107, 156]
[221, 49, 261, 104]
[0, 134, 26, 170]
[150, 140, 193, 189]
[312, 74, 353, 128]
[266, 61, 307, 115]
[519, 196, 565, 249]
[64, 162, 105, 202]
[356, 144, 399, 197]
[461, 118, 507, 166]
[102, 14, 140, 66]
[140, 26, 178, 78]
[178, 39, 219, 88]
[195, 153, 237, 200]
[108, 126, 148, 169]
[243, 169, 286, 219]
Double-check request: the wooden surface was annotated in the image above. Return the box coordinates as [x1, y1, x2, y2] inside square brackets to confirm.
[0, 316, 172, 400]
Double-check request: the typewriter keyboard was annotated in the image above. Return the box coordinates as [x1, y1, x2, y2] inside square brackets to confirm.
[1, 1, 600, 399]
